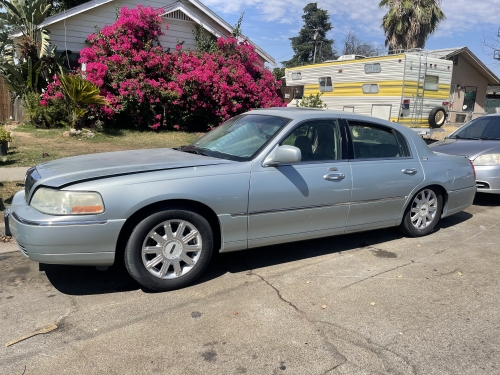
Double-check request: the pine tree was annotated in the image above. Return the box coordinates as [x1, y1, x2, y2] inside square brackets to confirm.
[282, 3, 336, 68]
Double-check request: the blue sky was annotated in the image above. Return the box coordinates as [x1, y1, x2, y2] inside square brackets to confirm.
[203, 0, 500, 77]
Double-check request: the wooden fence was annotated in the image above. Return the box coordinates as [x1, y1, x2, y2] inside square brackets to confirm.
[0, 77, 13, 122]
[0, 78, 25, 122]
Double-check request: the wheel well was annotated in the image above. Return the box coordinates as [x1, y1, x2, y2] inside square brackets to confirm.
[114, 199, 222, 266]
[401, 184, 449, 220]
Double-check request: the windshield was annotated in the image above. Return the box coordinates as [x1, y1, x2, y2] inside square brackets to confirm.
[449, 117, 500, 140]
[183, 114, 291, 161]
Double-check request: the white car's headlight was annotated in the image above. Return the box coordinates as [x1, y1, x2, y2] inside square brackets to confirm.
[31, 188, 105, 215]
[473, 154, 500, 166]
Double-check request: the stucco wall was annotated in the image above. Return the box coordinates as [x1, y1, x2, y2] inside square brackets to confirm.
[450, 54, 489, 114]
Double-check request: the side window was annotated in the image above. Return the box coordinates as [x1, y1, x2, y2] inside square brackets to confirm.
[319, 77, 333, 92]
[364, 63, 381, 74]
[424, 75, 439, 91]
[282, 120, 341, 161]
[362, 84, 379, 94]
[291, 72, 302, 80]
[349, 122, 409, 159]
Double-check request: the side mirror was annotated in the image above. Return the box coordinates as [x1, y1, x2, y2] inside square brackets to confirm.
[262, 145, 302, 167]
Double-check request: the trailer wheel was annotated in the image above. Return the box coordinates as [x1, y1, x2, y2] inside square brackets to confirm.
[428, 106, 447, 128]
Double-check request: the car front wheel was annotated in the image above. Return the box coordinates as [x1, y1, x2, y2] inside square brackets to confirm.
[400, 187, 443, 237]
[125, 209, 213, 291]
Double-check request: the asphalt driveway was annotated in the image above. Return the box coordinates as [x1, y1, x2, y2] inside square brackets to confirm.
[1, 194, 500, 375]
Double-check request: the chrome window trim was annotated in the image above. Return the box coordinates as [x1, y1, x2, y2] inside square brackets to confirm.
[12, 212, 107, 227]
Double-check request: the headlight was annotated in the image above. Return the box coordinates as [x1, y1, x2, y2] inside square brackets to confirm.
[473, 154, 500, 166]
[31, 188, 105, 215]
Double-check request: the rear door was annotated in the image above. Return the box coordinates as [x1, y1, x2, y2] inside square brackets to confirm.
[343, 119, 424, 232]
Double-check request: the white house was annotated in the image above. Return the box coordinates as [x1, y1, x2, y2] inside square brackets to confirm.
[17, 0, 275, 68]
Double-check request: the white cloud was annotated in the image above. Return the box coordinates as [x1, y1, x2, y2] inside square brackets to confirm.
[202, 0, 500, 40]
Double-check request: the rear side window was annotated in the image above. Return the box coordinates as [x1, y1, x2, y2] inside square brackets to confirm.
[348, 122, 410, 159]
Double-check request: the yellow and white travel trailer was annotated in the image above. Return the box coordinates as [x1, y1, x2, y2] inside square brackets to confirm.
[284, 51, 453, 131]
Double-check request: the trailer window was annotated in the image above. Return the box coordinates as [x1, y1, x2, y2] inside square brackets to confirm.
[424, 75, 439, 91]
[362, 84, 379, 94]
[291, 72, 302, 80]
[364, 63, 381, 74]
[319, 77, 333, 92]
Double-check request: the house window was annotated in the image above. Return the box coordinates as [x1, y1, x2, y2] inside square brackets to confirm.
[56, 50, 80, 71]
[424, 75, 439, 91]
[319, 77, 333, 92]
[364, 63, 381, 74]
[362, 84, 379, 94]
[291, 72, 302, 80]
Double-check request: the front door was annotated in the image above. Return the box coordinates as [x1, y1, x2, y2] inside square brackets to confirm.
[344, 120, 424, 232]
[248, 118, 352, 248]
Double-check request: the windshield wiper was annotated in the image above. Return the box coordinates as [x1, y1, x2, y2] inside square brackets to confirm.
[451, 135, 480, 140]
[479, 137, 500, 140]
[181, 147, 210, 156]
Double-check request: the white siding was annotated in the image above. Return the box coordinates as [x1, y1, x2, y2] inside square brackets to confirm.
[46, 0, 228, 53]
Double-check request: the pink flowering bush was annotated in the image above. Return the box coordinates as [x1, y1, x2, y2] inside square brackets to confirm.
[43, 5, 284, 131]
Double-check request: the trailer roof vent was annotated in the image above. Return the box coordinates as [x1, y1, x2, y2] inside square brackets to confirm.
[337, 55, 366, 61]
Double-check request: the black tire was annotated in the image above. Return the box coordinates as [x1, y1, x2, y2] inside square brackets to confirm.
[124, 209, 213, 291]
[428, 106, 447, 128]
[399, 187, 443, 237]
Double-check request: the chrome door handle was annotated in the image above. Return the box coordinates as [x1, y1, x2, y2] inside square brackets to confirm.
[324, 173, 345, 181]
[402, 168, 417, 175]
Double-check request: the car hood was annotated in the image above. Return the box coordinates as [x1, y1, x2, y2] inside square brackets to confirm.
[429, 139, 500, 160]
[34, 148, 233, 187]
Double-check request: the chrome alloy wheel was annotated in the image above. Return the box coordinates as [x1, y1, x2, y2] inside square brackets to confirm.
[410, 189, 438, 230]
[141, 220, 202, 279]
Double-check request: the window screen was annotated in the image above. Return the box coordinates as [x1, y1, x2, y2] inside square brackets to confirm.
[362, 84, 379, 94]
[293, 86, 304, 99]
[364, 63, 381, 74]
[424, 75, 439, 91]
[319, 77, 333, 92]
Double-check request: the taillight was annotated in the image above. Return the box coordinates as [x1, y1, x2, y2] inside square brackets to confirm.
[469, 159, 476, 181]
[403, 99, 410, 104]
[442, 101, 449, 107]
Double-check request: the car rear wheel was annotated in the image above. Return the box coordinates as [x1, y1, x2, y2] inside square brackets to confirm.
[400, 187, 443, 237]
[124, 209, 213, 291]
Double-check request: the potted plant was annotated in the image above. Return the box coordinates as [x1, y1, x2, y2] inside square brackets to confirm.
[0, 126, 13, 156]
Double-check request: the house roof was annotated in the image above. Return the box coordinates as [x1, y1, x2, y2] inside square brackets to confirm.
[23, 0, 275, 66]
[428, 46, 500, 85]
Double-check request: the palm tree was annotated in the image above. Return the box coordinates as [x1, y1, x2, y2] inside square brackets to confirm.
[379, 0, 445, 52]
[58, 73, 109, 128]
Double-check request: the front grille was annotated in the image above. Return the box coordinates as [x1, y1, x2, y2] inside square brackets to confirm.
[24, 167, 40, 202]
[476, 181, 490, 189]
[18, 243, 29, 257]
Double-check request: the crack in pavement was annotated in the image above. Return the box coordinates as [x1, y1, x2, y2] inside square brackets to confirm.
[340, 261, 415, 290]
[239, 257, 348, 372]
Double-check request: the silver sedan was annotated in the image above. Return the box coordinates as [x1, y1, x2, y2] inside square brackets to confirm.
[430, 114, 500, 194]
[6, 109, 476, 291]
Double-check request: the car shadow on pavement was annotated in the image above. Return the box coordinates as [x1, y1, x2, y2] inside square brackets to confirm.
[42, 211, 474, 296]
